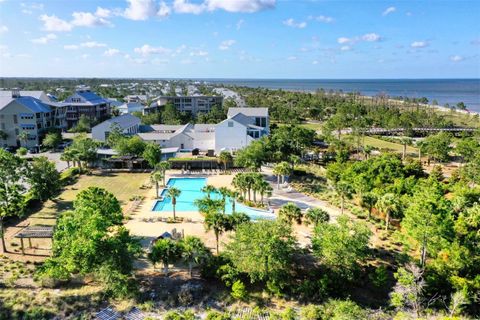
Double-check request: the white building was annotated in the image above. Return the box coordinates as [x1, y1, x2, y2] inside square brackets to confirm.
[117, 102, 144, 115]
[92, 114, 141, 142]
[137, 107, 269, 154]
[144, 95, 223, 115]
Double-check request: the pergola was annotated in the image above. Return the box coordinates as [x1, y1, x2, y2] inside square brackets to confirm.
[14, 226, 54, 255]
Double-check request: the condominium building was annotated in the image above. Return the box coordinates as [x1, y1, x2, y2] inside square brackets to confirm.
[144, 95, 223, 115]
[64, 89, 111, 128]
[0, 90, 55, 148]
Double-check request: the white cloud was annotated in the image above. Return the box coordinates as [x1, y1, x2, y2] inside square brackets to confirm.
[157, 1, 171, 17]
[411, 41, 428, 48]
[104, 48, 120, 56]
[71, 11, 112, 27]
[219, 39, 236, 50]
[124, 0, 159, 20]
[340, 45, 352, 51]
[205, 0, 275, 13]
[95, 7, 111, 18]
[283, 18, 306, 29]
[337, 37, 352, 44]
[80, 41, 107, 48]
[382, 6, 396, 16]
[190, 50, 208, 56]
[173, 0, 205, 14]
[450, 55, 464, 62]
[287, 56, 297, 60]
[31, 33, 57, 44]
[311, 15, 334, 23]
[312, 60, 318, 65]
[362, 33, 381, 42]
[64, 44, 79, 50]
[0, 25, 7, 34]
[236, 19, 244, 30]
[81, 54, 90, 59]
[134, 44, 171, 56]
[39, 14, 72, 32]
[21, 2, 43, 14]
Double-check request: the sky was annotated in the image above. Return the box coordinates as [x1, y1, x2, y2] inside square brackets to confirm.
[0, 0, 479, 79]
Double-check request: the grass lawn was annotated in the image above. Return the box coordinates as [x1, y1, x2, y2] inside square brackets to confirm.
[361, 136, 419, 156]
[29, 171, 151, 226]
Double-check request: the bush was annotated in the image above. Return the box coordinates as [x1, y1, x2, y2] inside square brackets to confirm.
[205, 310, 231, 320]
[231, 280, 248, 300]
[300, 305, 322, 320]
[320, 299, 366, 320]
[370, 265, 388, 288]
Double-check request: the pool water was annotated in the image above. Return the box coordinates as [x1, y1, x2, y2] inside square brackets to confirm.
[152, 177, 275, 220]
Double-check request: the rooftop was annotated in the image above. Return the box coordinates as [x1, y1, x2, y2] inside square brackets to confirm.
[227, 107, 269, 118]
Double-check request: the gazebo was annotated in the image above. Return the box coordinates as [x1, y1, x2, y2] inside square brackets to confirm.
[14, 226, 54, 255]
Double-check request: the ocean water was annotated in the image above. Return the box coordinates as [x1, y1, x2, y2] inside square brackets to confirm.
[204, 79, 480, 113]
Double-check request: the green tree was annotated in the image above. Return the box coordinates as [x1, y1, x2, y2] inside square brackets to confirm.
[156, 161, 171, 186]
[204, 211, 230, 254]
[0, 150, 26, 252]
[143, 142, 162, 168]
[218, 151, 233, 172]
[38, 188, 140, 298]
[332, 181, 353, 215]
[148, 238, 182, 275]
[304, 207, 329, 226]
[166, 187, 181, 220]
[18, 131, 28, 147]
[312, 215, 371, 279]
[42, 132, 62, 151]
[71, 114, 91, 133]
[456, 137, 479, 164]
[359, 192, 377, 220]
[422, 132, 452, 163]
[234, 138, 268, 171]
[180, 236, 210, 277]
[375, 193, 400, 231]
[390, 263, 426, 317]
[273, 161, 291, 189]
[225, 220, 297, 293]
[201, 184, 217, 199]
[150, 170, 164, 198]
[400, 182, 453, 268]
[279, 202, 303, 225]
[27, 156, 61, 201]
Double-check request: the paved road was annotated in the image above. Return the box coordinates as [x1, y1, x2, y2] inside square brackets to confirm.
[29, 151, 68, 172]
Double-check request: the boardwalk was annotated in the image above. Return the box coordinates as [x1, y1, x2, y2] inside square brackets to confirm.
[329, 127, 477, 136]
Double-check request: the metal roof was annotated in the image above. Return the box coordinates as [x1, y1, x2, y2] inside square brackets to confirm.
[15, 226, 54, 239]
[92, 114, 140, 130]
[0, 96, 52, 113]
[227, 107, 268, 118]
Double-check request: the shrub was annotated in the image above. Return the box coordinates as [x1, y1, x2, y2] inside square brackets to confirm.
[370, 265, 389, 288]
[281, 308, 297, 320]
[231, 280, 248, 300]
[300, 305, 322, 320]
[206, 310, 231, 320]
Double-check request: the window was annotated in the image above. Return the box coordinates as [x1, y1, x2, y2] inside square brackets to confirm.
[13, 115, 17, 124]
[1, 123, 5, 130]
[228, 121, 234, 127]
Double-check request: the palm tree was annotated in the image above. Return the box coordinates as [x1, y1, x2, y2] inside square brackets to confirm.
[279, 202, 303, 224]
[204, 211, 229, 254]
[156, 161, 171, 186]
[194, 196, 223, 216]
[228, 190, 239, 213]
[18, 131, 28, 147]
[360, 192, 377, 220]
[289, 154, 301, 171]
[252, 175, 264, 203]
[363, 145, 373, 160]
[400, 137, 412, 160]
[201, 184, 217, 199]
[218, 187, 229, 213]
[232, 174, 247, 199]
[257, 180, 273, 204]
[148, 238, 182, 275]
[333, 181, 354, 214]
[60, 151, 72, 169]
[166, 187, 181, 220]
[150, 170, 164, 198]
[180, 236, 209, 278]
[305, 207, 329, 226]
[273, 162, 291, 189]
[218, 151, 233, 172]
[375, 193, 399, 231]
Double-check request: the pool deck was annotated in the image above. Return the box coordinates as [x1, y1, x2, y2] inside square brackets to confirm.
[124, 170, 314, 259]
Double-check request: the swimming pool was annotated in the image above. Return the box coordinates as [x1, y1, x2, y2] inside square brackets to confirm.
[152, 177, 275, 220]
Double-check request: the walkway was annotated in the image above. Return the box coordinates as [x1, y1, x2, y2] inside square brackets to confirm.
[261, 167, 342, 221]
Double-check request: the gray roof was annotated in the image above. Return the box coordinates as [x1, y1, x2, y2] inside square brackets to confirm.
[148, 124, 184, 132]
[0, 90, 51, 103]
[93, 114, 140, 130]
[194, 124, 216, 132]
[227, 107, 268, 118]
[137, 132, 175, 141]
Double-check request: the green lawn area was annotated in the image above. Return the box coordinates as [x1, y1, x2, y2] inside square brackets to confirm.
[29, 172, 151, 226]
[362, 136, 419, 156]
